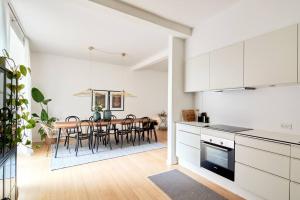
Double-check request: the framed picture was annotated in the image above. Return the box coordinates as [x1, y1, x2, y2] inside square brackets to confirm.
[91, 90, 108, 111]
[109, 91, 124, 111]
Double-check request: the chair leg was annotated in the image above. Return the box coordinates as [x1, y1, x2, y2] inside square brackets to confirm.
[96, 136, 99, 152]
[153, 128, 158, 142]
[67, 136, 70, 149]
[108, 134, 112, 150]
[147, 130, 151, 144]
[121, 134, 123, 148]
[75, 135, 79, 156]
[64, 136, 68, 146]
[80, 139, 82, 147]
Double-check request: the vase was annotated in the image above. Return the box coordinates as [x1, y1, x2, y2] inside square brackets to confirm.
[93, 111, 101, 121]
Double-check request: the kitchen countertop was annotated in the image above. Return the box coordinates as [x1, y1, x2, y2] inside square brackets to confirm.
[177, 121, 300, 145]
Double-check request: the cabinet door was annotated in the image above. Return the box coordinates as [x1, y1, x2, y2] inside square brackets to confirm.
[210, 42, 244, 89]
[176, 142, 200, 167]
[185, 53, 210, 92]
[235, 163, 289, 200]
[291, 181, 300, 200]
[244, 24, 297, 86]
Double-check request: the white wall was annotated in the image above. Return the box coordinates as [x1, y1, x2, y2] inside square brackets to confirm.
[31, 53, 167, 142]
[195, 85, 300, 134]
[188, 0, 300, 135]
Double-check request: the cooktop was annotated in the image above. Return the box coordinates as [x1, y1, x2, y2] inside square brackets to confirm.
[204, 124, 253, 133]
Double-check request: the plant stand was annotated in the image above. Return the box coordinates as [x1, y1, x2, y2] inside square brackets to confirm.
[158, 115, 167, 131]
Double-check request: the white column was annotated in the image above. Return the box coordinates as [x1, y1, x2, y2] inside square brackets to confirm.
[167, 36, 194, 165]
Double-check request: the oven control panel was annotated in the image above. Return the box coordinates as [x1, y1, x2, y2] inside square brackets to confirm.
[201, 134, 234, 149]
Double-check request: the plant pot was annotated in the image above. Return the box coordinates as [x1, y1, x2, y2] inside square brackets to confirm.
[93, 111, 101, 121]
[45, 136, 57, 145]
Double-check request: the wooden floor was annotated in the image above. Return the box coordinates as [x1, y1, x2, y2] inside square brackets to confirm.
[17, 131, 243, 200]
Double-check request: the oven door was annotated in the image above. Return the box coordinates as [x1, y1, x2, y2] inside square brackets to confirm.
[201, 141, 235, 181]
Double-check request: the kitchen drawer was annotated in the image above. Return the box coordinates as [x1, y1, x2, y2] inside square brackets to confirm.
[291, 158, 300, 183]
[235, 163, 289, 200]
[290, 181, 300, 200]
[235, 135, 290, 156]
[236, 144, 290, 179]
[176, 123, 201, 135]
[176, 142, 200, 167]
[201, 128, 234, 141]
[291, 145, 300, 159]
[177, 131, 200, 149]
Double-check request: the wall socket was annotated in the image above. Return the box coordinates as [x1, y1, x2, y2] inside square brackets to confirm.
[281, 123, 293, 130]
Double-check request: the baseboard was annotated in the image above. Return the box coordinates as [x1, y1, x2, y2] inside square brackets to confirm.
[178, 159, 263, 200]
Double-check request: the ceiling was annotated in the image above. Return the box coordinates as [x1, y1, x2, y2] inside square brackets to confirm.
[122, 0, 239, 27]
[11, 0, 239, 68]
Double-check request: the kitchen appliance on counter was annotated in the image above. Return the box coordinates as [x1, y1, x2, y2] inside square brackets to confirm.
[200, 125, 252, 181]
[198, 112, 210, 123]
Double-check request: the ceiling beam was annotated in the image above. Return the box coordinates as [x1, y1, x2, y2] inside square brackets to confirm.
[89, 0, 193, 37]
[130, 50, 168, 71]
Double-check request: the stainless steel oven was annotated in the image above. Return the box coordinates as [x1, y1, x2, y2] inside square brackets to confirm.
[200, 134, 235, 181]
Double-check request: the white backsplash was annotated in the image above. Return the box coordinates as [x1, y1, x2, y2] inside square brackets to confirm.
[195, 85, 300, 135]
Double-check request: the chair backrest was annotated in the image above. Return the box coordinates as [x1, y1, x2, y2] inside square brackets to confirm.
[126, 114, 136, 119]
[121, 118, 134, 132]
[111, 115, 117, 120]
[140, 117, 151, 129]
[79, 120, 93, 136]
[95, 119, 111, 134]
[65, 116, 80, 134]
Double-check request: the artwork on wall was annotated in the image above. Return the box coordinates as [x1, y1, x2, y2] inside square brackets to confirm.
[91, 90, 125, 111]
[110, 91, 124, 111]
[91, 90, 109, 111]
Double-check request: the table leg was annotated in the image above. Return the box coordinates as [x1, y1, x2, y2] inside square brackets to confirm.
[55, 128, 62, 158]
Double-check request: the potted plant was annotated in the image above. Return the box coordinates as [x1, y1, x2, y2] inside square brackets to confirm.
[93, 104, 103, 121]
[31, 87, 57, 144]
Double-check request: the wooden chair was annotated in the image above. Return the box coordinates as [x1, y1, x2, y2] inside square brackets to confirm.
[117, 118, 134, 148]
[134, 117, 151, 145]
[76, 120, 94, 156]
[64, 116, 80, 149]
[94, 120, 112, 151]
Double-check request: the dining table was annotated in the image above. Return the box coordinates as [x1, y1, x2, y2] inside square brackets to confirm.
[53, 118, 158, 158]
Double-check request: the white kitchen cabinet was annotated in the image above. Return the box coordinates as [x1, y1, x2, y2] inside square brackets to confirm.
[290, 181, 300, 200]
[176, 123, 201, 135]
[176, 142, 200, 166]
[291, 158, 300, 183]
[177, 131, 200, 149]
[235, 144, 290, 179]
[291, 145, 300, 159]
[235, 163, 290, 200]
[185, 53, 210, 92]
[210, 42, 244, 89]
[201, 128, 235, 141]
[244, 24, 297, 87]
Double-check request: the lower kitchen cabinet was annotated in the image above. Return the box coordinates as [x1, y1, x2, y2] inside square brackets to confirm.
[176, 142, 200, 167]
[290, 181, 300, 200]
[235, 162, 290, 200]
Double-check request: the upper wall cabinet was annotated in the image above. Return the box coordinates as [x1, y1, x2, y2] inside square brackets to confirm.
[244, 25, 298, 87]
[210, 42, 244, 89]
[185, 53, 210, 92]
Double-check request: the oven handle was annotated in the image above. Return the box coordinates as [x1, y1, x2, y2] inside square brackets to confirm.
[201, 141, 231, 152]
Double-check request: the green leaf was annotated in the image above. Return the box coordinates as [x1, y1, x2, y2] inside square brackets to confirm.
[25, 139, 31, 145]
[31, 87, 45, 102]
[42, 99, 52, 105]
[41, 109, 48, 121]
[3, 49, 10, 58]
[17, 84, 25, 92]
[27, 67, 31, 74]
[20, 65, 27, 76]
[0, 57, 5, 67]
[32, 113, 39, 118]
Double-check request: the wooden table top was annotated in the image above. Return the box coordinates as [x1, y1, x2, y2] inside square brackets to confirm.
[54, 118, 157, 129]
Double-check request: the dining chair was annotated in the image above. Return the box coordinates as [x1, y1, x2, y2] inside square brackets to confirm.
[149, 120, 158, 143]
[134, 117, 151, 145]
[75, 120, 94, 156]
[117, 118, 134, 148]
[110, 115, 119, 144]
[64, 116, 80, 149]
[94, 120, 112, 151]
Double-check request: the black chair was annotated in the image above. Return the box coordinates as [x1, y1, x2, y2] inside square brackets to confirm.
[149, 120, 158, 142]
[117, 118, 134, 148]
[110, 115, 119, 144]
[94, 120, 112, 151]
[64, 116, 80, 149]
[134, 117, 151, 145]
[75, 120, 94, 156]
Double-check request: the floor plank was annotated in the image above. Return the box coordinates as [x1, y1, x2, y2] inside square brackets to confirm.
[17, 131, 243, 200]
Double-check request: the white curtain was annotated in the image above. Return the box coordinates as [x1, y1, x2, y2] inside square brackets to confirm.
[0, 0, 10, 51]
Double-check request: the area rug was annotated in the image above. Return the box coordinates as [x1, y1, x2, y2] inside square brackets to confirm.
[149, 169, 227, 200]
[51, 141, 166, 170]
